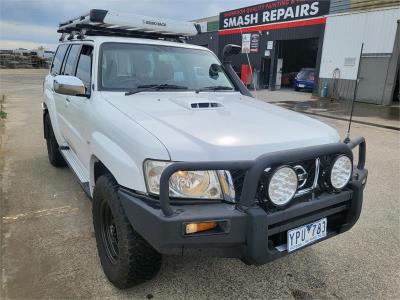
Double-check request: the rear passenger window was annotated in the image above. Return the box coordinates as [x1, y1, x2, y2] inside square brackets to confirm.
[63, 45, 81, 76]
[51, 44, 68, 76]
[75, 45, 93, 89]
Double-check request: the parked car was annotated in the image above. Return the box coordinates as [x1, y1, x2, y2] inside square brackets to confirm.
[281, 72, 298, 87]
[294, 68, 315, 91]
[43, 10, 368, 289]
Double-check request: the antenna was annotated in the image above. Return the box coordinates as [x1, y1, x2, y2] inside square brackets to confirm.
[344, 43, 364, 144]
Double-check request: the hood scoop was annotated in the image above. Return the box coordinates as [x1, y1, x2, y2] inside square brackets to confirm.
[169, 96, 225, 110]
[190, 102, 224, 109]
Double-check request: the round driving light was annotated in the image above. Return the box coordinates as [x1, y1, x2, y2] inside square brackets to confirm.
[330, 155, 352, 189]
[268, 166, 298, 206]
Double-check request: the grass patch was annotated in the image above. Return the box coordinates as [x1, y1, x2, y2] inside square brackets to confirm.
[0, 94, 6, 119]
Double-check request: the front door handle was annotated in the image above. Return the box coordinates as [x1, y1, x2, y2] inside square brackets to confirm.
[66, 97, 71, 102]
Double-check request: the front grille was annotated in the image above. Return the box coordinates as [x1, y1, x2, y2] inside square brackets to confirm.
[229, 169, 247, 201]
[229, 158, 322, 207]
[293, 159, 316, 191]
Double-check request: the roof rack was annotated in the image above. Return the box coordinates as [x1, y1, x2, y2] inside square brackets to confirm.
[58, 9, 201, 42]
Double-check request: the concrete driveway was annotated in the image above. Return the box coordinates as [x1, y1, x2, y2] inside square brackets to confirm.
[1, 69, 399, 299]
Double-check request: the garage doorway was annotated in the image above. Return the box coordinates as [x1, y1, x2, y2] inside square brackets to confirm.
[277, 38, 319, 88]
[260, 57, 271, 89]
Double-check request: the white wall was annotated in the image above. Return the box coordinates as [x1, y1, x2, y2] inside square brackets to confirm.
[198, 21, 208, 33]
[319, 7, 400, 80]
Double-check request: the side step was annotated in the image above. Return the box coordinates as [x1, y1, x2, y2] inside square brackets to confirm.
[60, 147, 91, 197]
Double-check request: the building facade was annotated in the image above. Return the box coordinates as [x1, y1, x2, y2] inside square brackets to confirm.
[190, 0, 330, 90]
[189, 0, 400, 105]
[319, 5, 399, 105]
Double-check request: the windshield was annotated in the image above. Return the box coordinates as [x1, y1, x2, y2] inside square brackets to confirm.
[297, 69, 315, 81]
[99, 42, 234, 91]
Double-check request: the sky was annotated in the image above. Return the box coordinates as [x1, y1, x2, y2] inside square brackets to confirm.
[0, 0, 262, 50]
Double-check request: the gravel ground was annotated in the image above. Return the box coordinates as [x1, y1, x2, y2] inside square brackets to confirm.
[0, 69, 399, 299]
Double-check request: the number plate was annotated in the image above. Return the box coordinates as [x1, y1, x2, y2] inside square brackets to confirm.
[298, 84, 305, 88]
[287, 218, 327, 252]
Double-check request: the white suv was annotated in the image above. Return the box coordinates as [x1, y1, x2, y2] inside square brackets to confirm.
[43, 9, 367, 289]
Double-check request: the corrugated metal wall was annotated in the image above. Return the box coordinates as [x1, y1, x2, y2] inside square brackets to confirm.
[318, 7, 400, 104]
[330, 0, 400, 14]
[330, 0, 351, 14]
[320, 7, 400, 80]
[188, 32, 219, 56]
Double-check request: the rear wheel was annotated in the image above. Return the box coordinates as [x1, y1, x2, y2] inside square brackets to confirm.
[44, 113, 66, 167]
[93, 174, 162, 289]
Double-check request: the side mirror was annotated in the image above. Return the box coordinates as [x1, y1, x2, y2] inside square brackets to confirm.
[54, 75, 86, 96]
[222, 44, 241, 63]
[209, 64, 221, 80]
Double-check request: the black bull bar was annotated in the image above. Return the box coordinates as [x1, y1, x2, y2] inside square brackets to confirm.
[159, 137, 367, 217]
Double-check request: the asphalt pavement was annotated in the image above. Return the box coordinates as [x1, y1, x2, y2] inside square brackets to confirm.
[1, 69, 399, 299]
[255, 89, 400, 130]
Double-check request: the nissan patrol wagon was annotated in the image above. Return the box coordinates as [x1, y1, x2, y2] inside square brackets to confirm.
[43, 9, 368, 289]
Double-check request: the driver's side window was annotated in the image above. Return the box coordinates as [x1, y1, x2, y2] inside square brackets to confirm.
[75, 45, 93, 91]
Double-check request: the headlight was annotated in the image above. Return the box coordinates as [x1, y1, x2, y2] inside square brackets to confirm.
[268, 166, 298, 206]
[330, 155, 352, 190]
[144, 160, 234, 200]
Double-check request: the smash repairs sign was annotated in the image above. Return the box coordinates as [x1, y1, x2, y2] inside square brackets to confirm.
[219, 0, 329, 31]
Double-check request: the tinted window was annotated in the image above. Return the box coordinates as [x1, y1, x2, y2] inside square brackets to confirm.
[76, 45, 93, 89]
[63, 45, 80, 76]
[51, 44, 68, 76]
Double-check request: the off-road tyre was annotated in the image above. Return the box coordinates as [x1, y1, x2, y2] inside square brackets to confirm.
[44, 113, 66, 167]
[93, 174, 162, 289]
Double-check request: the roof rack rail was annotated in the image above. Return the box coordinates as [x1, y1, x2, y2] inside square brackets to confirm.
[58, 9, 201, 42]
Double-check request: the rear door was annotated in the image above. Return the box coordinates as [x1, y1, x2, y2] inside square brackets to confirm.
[62, 44, 93, 170]
[56, 44, 82, 144]
[46, 43, 69, 143]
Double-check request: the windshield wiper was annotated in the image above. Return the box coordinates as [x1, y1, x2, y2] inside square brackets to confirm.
[125, 84, 188, 95]
[195, 86, 234, 93]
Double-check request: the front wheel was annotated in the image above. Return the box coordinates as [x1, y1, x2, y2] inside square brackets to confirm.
[44, 113, 66, 167]
[93, 174, 161, 289]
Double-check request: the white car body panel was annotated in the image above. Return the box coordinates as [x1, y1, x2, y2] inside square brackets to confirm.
[102, 91, 340, 161]
[44, 36, 340, 195]
[44, 74, 64, 145]
[87, 94, 170, 192]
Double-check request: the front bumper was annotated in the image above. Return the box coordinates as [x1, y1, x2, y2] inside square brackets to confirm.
[119, 137, 367, 265]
